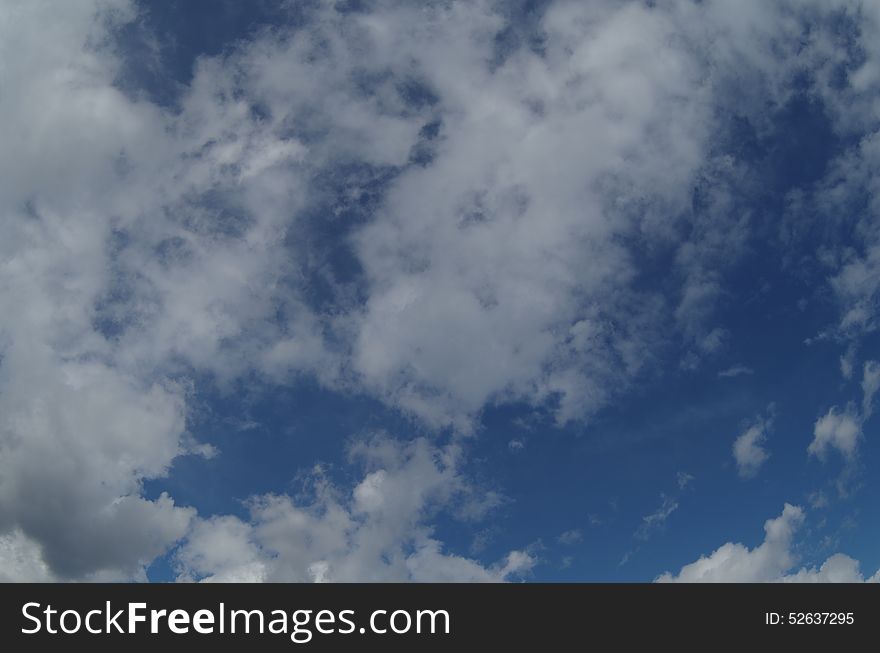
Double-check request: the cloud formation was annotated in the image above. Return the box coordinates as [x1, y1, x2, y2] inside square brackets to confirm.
[657, 504, 880, 583]
[3, 0, 880, 581]
[733, 415, 772, 478]
[635, 495, 679, 542]
[809, 407, 862, 462]
[718, 366, 754, 379]
[175, 436, 534, 582]
[862, 361, 880, 419]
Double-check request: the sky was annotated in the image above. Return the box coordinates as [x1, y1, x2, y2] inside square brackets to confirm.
[2, 0, 880, 583]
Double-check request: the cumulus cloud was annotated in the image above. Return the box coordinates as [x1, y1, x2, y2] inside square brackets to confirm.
[802, 100, 880, 343]
[175, 436, 534, 582]
[0, 0, 460, 579]
[0, 0, 410, 579]
[733, 415, 772, 478]
[0, 530, 56, 583]
[807, 361, 879, 464]
[657, 504, 879, 583]
[340, 0, 880, 429]
[816, 139, 880, 337]
[0, 0, 204, 579]
[783, 555, 880, 583]
[348, 0, 716, 430]
[5, 0, 880, 581]
[809, 407, 862, 462]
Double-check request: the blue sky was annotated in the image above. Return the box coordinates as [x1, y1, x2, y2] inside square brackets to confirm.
[2, 0, 880, 583]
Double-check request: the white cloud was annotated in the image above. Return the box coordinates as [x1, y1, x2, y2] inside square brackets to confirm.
[348, 0, 761, 430]
[635, 495, 678, 541]
[718, 365, 754, 378]
[558, 530, 583, 546]
[4, 0, 880, 581]
[809, 406, 861, 462]
[733, 416, 771, 478]
[0, 0, 289, 579]
[0, 530, 56, 583]
[676, 472, 695, 490]
[657, 504, 879, 583]
[808, 490, 829, 509]
[840, 346, 857, 380]
[343, 0, 880, 429]
[805, 363, 877, 465]
[841, 356, 854, 380]
[861, 360, 880, 419]
[657, 504, 804, 582]
[0, 0, 438, 578]
[805, 127, 880, 342]
[175, 436, 534, 582]
[783, 554, 879, 583]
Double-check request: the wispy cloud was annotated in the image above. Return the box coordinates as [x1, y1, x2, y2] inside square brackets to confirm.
[635, 495, 679, 542]
[718, 365, 754, 378]
[676, 472, 695, 490]
[558, 530, 583, 546]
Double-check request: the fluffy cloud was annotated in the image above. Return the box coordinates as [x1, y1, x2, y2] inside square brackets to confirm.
[343, 0, 880, 429]
[0, 0, 202, 580]
[807, 361, 879, 463]
[822, 136, 880, 338]
[175, 436, 534, 582]
[798, 94, 880, 341]
[0, 530, 56, 583]
[4, 0, 880, 581]
[348, 0, 714, 430]
[657, 504, 879, 583]
[809, 407, 862, 461]
[733, 416, 771, 478]
[783, 555, 880, 584]
[0, 0, 435, 579]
